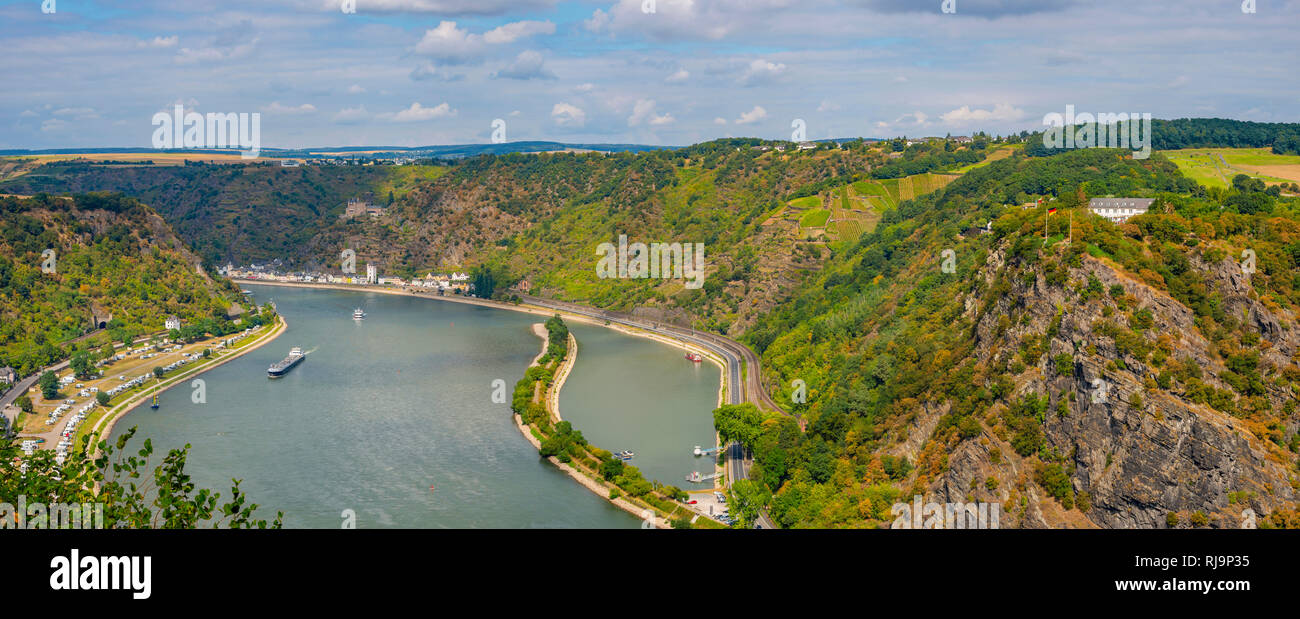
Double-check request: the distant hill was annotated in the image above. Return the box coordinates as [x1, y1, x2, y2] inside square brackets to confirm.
[0, 141, 674, 159]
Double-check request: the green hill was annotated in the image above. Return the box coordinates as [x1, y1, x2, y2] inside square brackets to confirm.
[0, 193, 243, 375]
[734, 148, 1300, 528]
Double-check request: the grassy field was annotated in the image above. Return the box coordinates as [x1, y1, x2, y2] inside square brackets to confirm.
[799, 208, 831, 228]
[787, 195, 822, 210]
[951, 144, 1019, 173]
[1160, 147, 1300, 188]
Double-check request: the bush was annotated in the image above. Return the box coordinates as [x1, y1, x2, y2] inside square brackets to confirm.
[1053, 353, 1074, 376]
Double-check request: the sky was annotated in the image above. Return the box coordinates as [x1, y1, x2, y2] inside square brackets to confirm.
[2, 0, 1298, 150]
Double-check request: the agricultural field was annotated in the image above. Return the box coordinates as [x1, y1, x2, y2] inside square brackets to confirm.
[2, 152, 254, 165]
[951, 144, 1019, 173]
[782, 169, 963, 243]
[1159, 147, 1300, 189]
[799, 208, 831, 228]
[787, 195, 823, 210]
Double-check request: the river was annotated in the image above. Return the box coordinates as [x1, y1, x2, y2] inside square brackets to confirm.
[109, 284, 717, 528]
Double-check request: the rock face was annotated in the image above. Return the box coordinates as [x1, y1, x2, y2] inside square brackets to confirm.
[929, 246, 1298, 528]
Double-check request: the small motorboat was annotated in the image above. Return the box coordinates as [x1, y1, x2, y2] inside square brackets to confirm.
[149, 395, 159, 410]
[685, 352, 702, 363]
[613, 450, 634, 460]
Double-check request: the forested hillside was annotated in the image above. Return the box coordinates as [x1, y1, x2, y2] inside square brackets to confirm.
[1, 161, 427, 268]
[0, 193, 242, 375]
[4, 138, 990, 334]
[725, 148, 1300, 528]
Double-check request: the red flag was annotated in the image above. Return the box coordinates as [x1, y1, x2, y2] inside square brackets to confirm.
[1047, 207, 1057, 215]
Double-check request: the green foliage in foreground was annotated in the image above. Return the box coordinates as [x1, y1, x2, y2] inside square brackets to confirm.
[0, 428, 282, 528]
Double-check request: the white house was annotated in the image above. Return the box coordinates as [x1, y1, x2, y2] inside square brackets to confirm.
[165, 316, 182, 330]
[1089, 198, 1155, 224]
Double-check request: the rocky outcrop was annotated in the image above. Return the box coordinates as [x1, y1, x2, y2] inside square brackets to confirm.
[931, 246, 1299, 528]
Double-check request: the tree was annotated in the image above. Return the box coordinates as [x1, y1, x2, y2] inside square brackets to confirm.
[599, 455, 625, 481]
[713, 403, 768, 449]
[96, 391, 110, 406]
[153, 366, 165, 379]
[0, 428, 282, 528]
[16, 395, 33, 413]
[729, 479, 769, 528]
[39, 371, 59, 400]
[70, 351, 92, 380]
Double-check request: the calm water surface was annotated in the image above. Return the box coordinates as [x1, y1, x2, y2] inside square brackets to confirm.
[111, 284, 680, 528]
[560, 323, 721, 492]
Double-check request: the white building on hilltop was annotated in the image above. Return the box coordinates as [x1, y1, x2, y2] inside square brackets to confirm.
[165, 316, 182, 330]
[1089, 198, 1155, 224]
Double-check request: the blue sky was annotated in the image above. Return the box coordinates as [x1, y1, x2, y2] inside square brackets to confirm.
[2, 0, 1298, 149]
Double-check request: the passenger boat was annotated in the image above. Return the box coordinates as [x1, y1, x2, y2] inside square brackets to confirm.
[352, 308, 366, 320]
[613, 450, 634, 460]
[149, 395, 159, 410]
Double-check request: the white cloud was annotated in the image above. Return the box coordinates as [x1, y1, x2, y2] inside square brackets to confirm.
[483, 20, 555, 44]
[381, 102, 457, 122]
[263, 102, 317, 114]
[415, 20, 554, 64]
[347, 84, 366, 94]
[414, 21, 484, 63]
[938, 103, 1025, 125]
[628, 99, 674, 127]
[140, 35, 178, 48]
[738, 59, 786, 86]
[714, 117, 727, 125]
[317, 0, 556, 15]
[575, 83, 595, 92]
[735, 105, 768, 125]
[551, 102, 586, 127]
[665, 69, 690, 83]
[492, 50, 556, 80]
[583, 9, 610, 33]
